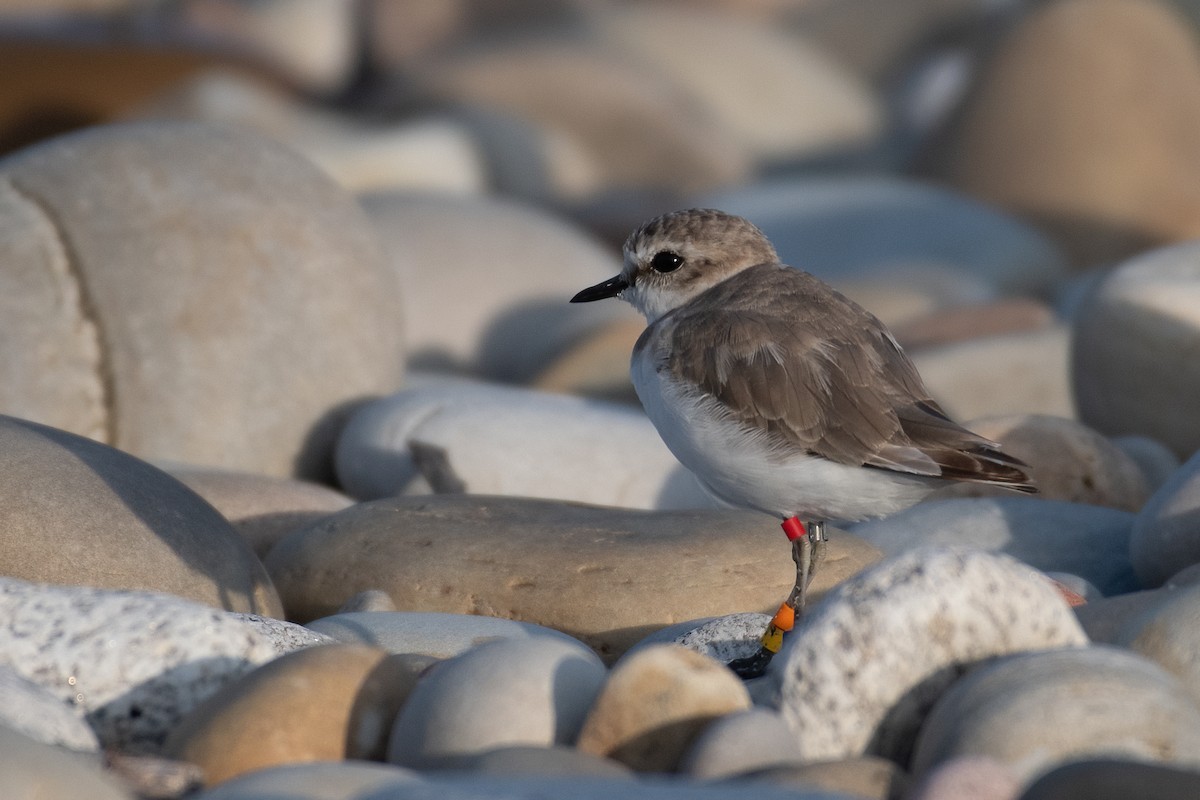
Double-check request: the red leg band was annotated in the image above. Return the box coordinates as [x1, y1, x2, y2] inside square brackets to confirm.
[781, 516, 806, 541]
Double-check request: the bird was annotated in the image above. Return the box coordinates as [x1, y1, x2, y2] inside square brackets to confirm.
[571, 208, 1035, 677]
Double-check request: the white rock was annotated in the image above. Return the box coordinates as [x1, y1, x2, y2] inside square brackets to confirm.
[358, 193, 628, 380]
[305, 611, 587, 659]
[1131, 450, 1200, 587]
[0, 578, 278, 754]
[625, 613, 770, 666]
[228, 613, 334, 655]
[769, 547, 1088, 763]
[386, 637, 606, 768]
[698, 176, 1067, 295]
[849, 497, 1139, 595]
[911, 646, 1200, 785]
[333, 382, 713, 509]
[0, 666, 98, 752]
[679, 708, 804, 779]
[1073, 242, 1200, 457]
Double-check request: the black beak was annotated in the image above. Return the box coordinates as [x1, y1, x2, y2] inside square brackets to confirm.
[570, 275, 629, 303]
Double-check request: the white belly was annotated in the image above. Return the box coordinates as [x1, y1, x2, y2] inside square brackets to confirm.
[631, 348, 937, 522]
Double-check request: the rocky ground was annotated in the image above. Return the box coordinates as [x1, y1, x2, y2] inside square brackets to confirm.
[3, 1, 1200, 798]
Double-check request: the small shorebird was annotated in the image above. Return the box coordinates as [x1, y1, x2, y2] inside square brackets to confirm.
[571, 208, 1035, 677]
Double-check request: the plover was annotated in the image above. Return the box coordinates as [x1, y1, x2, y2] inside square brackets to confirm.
[571, 208, 1035, 677]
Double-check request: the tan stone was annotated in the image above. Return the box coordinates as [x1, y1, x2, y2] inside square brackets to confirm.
[928, 0, 1200, 266]
[166, 645, 425, 784]
[928, 414, 1149, 511]
[746, 756, 910, 799]
[576, 645, 750, 772]
[263, 495, 882, 660]
[163, 465, 355, 558]
[0, 415, 281, 616]
[891, 299, 1055, 352]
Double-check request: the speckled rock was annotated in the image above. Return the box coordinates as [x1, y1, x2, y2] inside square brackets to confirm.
[359, 193, 627, 380]
[927, 414, 1149, 511]
[1131, 449, 1200, 587]
[190, 761, 420, 800]
[166, 644, 418, 783]
[1116, 582, 1200, 704]
[849, 497, 1139, 596]
[909, 327, 1074, 420]
[305, 611, 583, 660]
[264, 495, 870, 659]
[770, 547, 1088, 764]
[0, 121, 404, 479]
[387, 637, 606, 769]
[0, 578, 279, 754]
[0, 415, 281, 615]
[911, 646, 1200, 784]
[227, 614, 333, 655]
[0, 666, 98, 752]
[698, 177, 1067, 296]
[577, 645, 751, 772]
[627, 613, 773, 666]
[678, 708, 803, 779]
[1073, 242, 1200, 457]
[908, 756, 1020, 800]
[163, 464, 355, 559]
[333, 381, 710, 509]
[927, 0, 1200, 266]
[0, 725, 132, 800]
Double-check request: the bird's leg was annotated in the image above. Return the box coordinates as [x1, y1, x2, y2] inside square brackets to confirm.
[728, 516, 819, 679]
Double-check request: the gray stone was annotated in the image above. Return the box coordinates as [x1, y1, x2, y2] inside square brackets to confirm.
[906, 756, 1019, 800]
[1113, 435, 1181, 493]
[264, 495, 874, 660]
[1074, 242, 1200, 456]
[338, 589, 397, 613]
[332, 381, 711, 509]
[0, 415, 281, 615]
[1073, 588, 1169, 644]
[387, 637, 606, 769]
[228, 613, 334, 655]
[1117, 582, 1200, 705]
[0, 725, 132, 800]
[626, 612, 772, 666]
[305, 611, 584, 659]
[679, 708, 803, 779]
[849, 497, 1139, 595]
[0, 121, 405, 479]
[1132, 450, 1200, 586]
[192, 761, 420, 800]
[737, 755, 909, 799]
[697, 176, 1067, 296]
[163, 464, 355, 559]
[0, 666, 98, 752]
[770, 547, 1088, 764]
[911, 646, 1200, 785]
[0, 578, 279, 754]
[424, 745, 633, 779]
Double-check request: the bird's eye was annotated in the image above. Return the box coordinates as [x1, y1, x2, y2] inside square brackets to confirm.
[650, 251, 684, 273]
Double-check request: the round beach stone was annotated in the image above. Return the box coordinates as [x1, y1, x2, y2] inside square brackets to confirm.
[162, 464, 355, 559]
[332, 382, 711, 508]
[1073, 242, 1200, 458]
[907, 756, 1019, 800]
[909, 327, 1074, 420]
[264, 495, 873, 659]
[927, 0, 1200, 266]
[0, 725, 132, 800]
[678, 708, 803, 779]
[387, 637, 606, 769]
[1113, 435, 1181, 493]
[739, 755, 909, 799]
[358, 193, 628, 381]
[1072, 588, 1168, 645]
[591, 4, 882, 163]
[191, 761, 420, 800]
[769, 547, 1089, 764]
[423, 745, 633, 779]
[306, 611, 582, 660]
[0, 665, 98, 752]
[166, 644, 417, 783]
[911, 646, 1200, 784]
[576, 644, 751, 772]
[0, 121, 405, 479]
[1020, 758, 1200, 800]
[848, 497, 1139, 596]
[927, 414, 1149, 511]
[697, 176, 1067, 296]
[1116, 582, 1200, 704]
[0, 578, 279, 754]
[1131, 450, 1200, 586]
[0, 415, 281, 615]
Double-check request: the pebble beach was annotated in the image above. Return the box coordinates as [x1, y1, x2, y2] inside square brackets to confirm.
[4, 1, 1200, 798]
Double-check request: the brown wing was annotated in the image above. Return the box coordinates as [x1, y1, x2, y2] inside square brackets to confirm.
[664, 265, 1035, 489]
